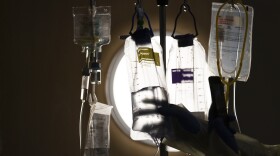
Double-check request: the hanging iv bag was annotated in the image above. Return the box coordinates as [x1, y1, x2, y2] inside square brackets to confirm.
[73, 6, 95, 46]
[93, 6, 111, 49]
[72, 6, 111, 50]
[208, 2, 254, 82]
[124, 36, 167, 141]
[84, 102, 113, 156]
[166, 36, 212, 120]
[90, 6, 111, 85]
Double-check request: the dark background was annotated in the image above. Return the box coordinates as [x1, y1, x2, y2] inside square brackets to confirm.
[0, 0, 279, 156]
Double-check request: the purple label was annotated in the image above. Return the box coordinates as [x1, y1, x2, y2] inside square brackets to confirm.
[172, 68, 194, 84]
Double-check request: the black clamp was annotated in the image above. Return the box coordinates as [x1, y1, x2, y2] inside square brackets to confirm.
[91, 62, 101, 70]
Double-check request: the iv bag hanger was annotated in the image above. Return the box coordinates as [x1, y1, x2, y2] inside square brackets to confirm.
[120, 0, 154, 40]
[135, 0, 144, 30]
[129, 4, 153, 36]
[171, 0, 198, 38]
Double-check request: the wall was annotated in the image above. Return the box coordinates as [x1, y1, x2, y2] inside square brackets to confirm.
[0, 0, 279, 156]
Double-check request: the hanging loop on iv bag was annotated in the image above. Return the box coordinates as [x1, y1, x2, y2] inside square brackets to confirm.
[119, 2, 153, 41]
[208, 2, 254, 83]
[129, 8, 154, 37]
[171, 1, 198, 37]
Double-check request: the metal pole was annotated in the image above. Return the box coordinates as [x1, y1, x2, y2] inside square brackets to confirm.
[157, 0, 168, 71]
[157, 1, 168, 156]
[159, 6, 166, 71]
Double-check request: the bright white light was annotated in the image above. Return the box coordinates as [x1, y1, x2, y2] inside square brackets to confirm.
[112, 55, 133, 129]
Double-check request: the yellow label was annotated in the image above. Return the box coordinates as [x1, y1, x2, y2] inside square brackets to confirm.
[137, 47, 161, 66]
[154, 52, 160, 66]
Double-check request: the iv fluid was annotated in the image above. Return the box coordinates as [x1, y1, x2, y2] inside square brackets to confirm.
[72, 6, 111, 48]
[167, 38, 211, 120]
[84, 103, 112, 156]
[93, 6, 111, 48]
[208, 2, 254, 81]
[72, 7, 95, 46]
[84, 114, 111, 156]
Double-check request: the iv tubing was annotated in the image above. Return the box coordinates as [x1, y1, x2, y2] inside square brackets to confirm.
[215, 0, 249, 108]
[79, 46, 92, 150]
[79, 101, 85, 149]
[233, 82, 241, 132]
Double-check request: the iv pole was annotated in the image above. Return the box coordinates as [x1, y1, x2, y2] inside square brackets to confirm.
[157, 0, 168, 72]
[157, 0, 168, 156]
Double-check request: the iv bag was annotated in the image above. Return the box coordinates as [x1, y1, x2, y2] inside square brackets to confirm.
[208, 2, 254, 82]
[72, 6, 111, 50]
[93, 6, 111, 50]
[124, 36, 167, 141]
[84, 102, 113, 156]
[72, 7, 95, 46]
[166, 37, 211, 120]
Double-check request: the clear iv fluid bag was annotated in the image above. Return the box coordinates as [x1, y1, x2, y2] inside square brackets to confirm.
[93, 6, 111, 49]
[72, 6, 111, 48]
[208, 2, 254, 82]
[167, 38, 211, 120]
[84, 102, 113, 156]
[73, 7, 95, 46]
